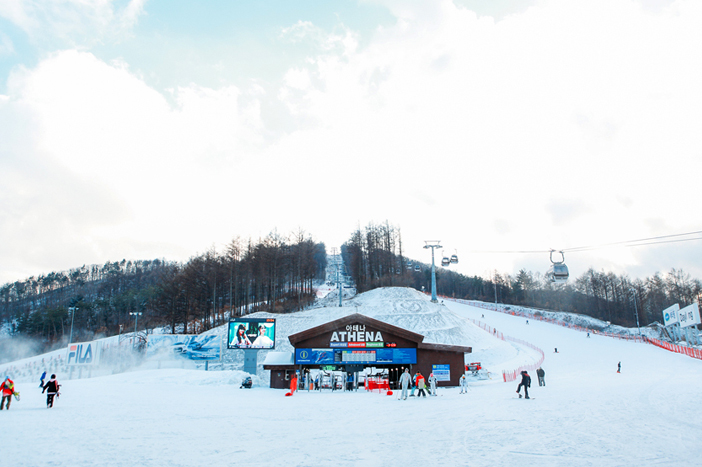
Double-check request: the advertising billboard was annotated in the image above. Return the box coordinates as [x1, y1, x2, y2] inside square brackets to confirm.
[295, 348, 417, 365]
[678, 303, 701, 328]
[66, 341, 100, 366]
[662, 304, 680, 327]
[228, 318, 276, 349]
[147, 335, 221, 360]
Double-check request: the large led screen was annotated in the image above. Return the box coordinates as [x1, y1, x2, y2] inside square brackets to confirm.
[228, 318, 276, 349]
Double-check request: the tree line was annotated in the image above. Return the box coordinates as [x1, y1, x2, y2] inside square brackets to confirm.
[0, 231, 326, 358]
[341, 222, 702, 329]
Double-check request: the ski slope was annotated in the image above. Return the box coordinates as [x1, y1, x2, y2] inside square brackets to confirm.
[4, 288, 702, 467]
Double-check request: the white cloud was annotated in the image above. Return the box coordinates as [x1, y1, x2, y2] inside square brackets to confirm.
[0, 0, 146, 46]
[2, 0, 702, 283]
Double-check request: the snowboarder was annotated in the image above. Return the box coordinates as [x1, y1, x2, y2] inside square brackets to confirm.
[42, 374, 60, 408]
[459, 374, 468, 394]
[415, 372, 427, 398]
[428, 373, 438, 396]
[617, 362, 621, 373]
[39, 370, 47, 388]
[399, 368, 411, 400]
[536, 367, 545, 386]
[1, 376, 15, 410]
[516, 371, 531, 399]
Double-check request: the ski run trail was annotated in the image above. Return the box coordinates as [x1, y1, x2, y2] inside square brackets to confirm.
[3, 287, 701, 467]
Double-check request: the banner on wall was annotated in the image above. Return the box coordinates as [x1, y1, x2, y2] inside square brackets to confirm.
[432, 364, 450, 382]
[147, 335, 221, 361]
[66, 341, 100, 366]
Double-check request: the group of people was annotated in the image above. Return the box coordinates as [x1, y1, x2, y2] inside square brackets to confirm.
[398, 368, 440, 399]
[0, 373, 61, 411]
[516, 367, 546, 399]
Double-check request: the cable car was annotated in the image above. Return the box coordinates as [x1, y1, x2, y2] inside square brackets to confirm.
[450, 250, 458, 264]
[414, 265, 421, 272]
[441, 256, 450, 267]
[546, 250, 569, 283]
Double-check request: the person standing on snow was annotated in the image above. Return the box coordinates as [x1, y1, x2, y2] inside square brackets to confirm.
[516, 371, 531, 399]
[536, 367, 545, 386]
[428, 373, 438, 396]
[1, 376, 15, 410]
[617, 362, 621, 373]
[409, 373, 417, 397]
[459, 374, 468, 394]
[399, 368, 411, 400]
[415, 372, 427, 398]
[42, 374, 60, 408]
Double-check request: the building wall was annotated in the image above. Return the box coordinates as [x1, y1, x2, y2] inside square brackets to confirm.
[416, 349, 465, 387]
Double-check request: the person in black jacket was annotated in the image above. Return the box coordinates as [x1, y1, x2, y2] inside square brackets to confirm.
[42, 374, 60, 408]
[536, 367, 545, 386]
[516, 371, 531, 399]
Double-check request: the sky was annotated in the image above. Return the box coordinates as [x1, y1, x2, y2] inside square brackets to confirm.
[1, 0, 702, 286]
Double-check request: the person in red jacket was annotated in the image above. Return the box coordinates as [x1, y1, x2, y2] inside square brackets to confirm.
[415, 372, 427, 398]
[0, 376, 15, 410]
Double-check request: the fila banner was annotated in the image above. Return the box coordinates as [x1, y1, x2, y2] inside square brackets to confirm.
[66, 341, 100, 366]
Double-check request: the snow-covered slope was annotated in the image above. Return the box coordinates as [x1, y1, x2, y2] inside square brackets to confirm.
[4, 287, 702, 466]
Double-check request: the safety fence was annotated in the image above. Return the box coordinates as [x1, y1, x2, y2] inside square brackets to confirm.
[450, 297, 644, 342]
[500, 336, 545, 382]
[443, 295, 702, 363]
[463, 315, 544, 383]
[365, 377, 390, 393]
[643, 336, 702, 360]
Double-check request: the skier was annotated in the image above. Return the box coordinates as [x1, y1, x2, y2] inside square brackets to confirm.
[516, 371, 531, 399]
[459, 374, 468, 394]
[399, 368, 411, 400]
[42, 374, 60, 408]
[536, 367, 545, 386]
[587, 332, 590, 338]
[39, 370, 47, 388]
[415, 372, 427, 398]
[526, 320, 529, 325]
[617, 362, 621, 373]
[428, 372, 438, 396]
[0, 376, 15, 410]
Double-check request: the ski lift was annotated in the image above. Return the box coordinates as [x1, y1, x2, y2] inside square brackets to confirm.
[414, 265, 421, 272]
[450, 250, 458, 264]
[546, 250, 569, 283]
[441, 256, 450, 267]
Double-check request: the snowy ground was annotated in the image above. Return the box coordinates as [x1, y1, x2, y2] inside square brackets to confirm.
[4, 288, 702, 466]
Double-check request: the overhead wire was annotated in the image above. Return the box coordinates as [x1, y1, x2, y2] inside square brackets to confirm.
[465, 230, 702, 255]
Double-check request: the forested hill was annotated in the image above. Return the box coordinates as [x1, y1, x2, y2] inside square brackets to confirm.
[342, 222, 702, 332]
[0, 234, 326, 359]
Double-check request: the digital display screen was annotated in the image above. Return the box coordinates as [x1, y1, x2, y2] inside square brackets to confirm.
[228, 318, 276, 349]
[295, 348, 417, 365]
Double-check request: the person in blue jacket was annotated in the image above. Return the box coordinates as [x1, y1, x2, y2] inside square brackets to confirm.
[39, 371, 47, 388]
